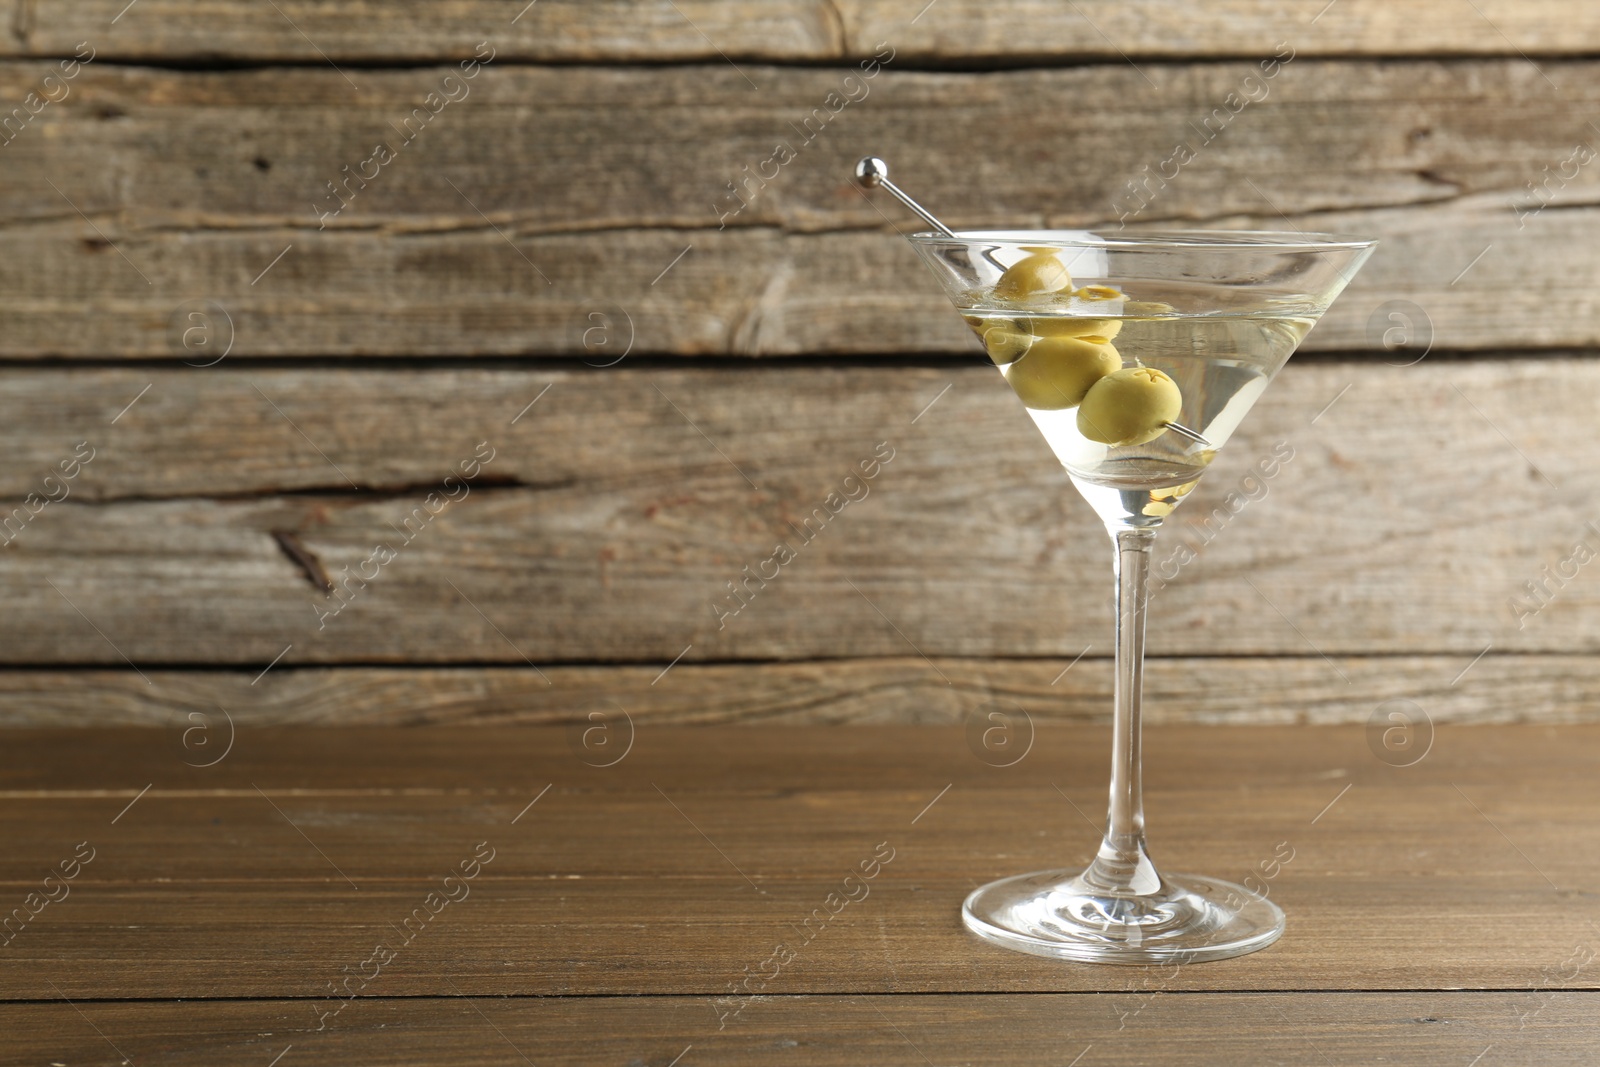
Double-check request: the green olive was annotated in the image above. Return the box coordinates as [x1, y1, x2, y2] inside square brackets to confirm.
[1004, 337, 1121, 410]
[1142, 476, 1202, 517]
[1074, 285, 1125, 301]
[979, 321, 1033, 365]
[1028, 316, 1123, 342]
[1077, 367, 1183, 446]
[993, 254, 1072, 300]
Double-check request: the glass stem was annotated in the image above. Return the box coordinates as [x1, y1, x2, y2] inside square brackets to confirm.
[1086, 524, 1162, 896]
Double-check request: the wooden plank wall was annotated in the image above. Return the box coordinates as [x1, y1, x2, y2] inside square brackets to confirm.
[2, 0, 1597, 725]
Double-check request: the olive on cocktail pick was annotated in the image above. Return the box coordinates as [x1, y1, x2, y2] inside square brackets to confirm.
[993, 254, 1073, 300]
[1006, 337, 1121, 410]
[979, 321, 1032, 365]
[1077, 366, 1184, 447]
[851, 156, 1210, 445]
[1030, 316, 1122, 342]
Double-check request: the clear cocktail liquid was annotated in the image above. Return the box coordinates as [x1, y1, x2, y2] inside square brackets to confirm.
[960, 283, 1317, 522]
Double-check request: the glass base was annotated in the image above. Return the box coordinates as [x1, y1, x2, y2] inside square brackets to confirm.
[962, 867, 1284, 965]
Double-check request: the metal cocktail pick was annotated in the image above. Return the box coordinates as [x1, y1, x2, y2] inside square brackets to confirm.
[852, 156, 1211, 447]
[852, 156, 956, 237]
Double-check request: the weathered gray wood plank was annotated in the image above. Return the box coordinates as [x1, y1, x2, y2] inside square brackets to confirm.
[0, 360, 1593, 662]
[0, 60, 1577, 236]
[11, 1, 1600, 61]
[2, 655, 1597, 726]
[7, 723, 1589, 793]
[0, 61, 1590, 355]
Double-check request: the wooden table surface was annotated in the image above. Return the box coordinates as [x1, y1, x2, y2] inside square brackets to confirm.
[1, 723, 1596, 1063]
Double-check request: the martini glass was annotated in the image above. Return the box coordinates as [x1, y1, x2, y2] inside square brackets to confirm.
[905, 225, 1376, 963]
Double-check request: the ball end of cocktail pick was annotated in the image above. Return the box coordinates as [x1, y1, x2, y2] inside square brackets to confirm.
[853, 156, 888, 189]
[851, 156, 957, 237]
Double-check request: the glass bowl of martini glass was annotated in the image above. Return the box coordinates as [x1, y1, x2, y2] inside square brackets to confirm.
[906, 224, 1377, 963]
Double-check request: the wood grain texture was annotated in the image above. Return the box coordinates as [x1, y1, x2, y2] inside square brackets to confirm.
[6, 993, 1596, 1066]
[4, 654, 1600, 726]
[12, 991, 1600, 1067]
[0, 725, 1595, 1002]
[0, 360, 1594, 665]
[0, 61, 1591, 355]
[11, 1, 1600, 61]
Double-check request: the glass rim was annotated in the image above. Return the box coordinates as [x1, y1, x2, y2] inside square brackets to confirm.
[906, 228, 1378, 253]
